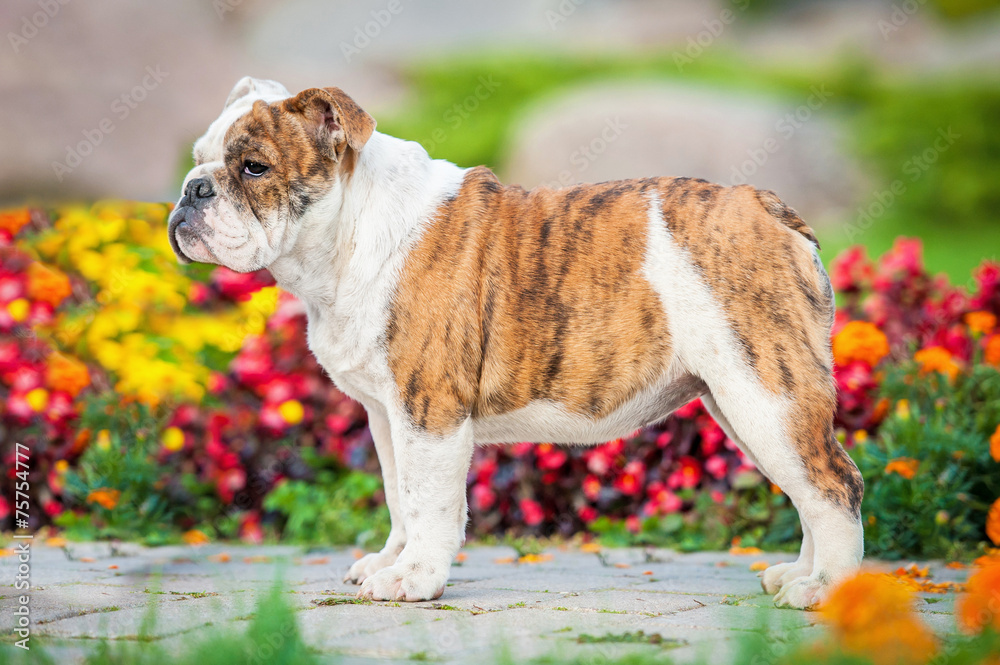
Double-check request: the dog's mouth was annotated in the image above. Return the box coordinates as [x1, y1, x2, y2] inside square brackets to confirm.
[167, 207, 214, 264]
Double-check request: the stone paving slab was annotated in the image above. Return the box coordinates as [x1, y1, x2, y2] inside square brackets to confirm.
[0, 543, 967, 664]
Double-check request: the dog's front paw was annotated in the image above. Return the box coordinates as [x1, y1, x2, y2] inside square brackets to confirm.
[357, 561, 447, 602]
[760, 561, 812, 595]
[772, 574, 830, 610]
[344, 549, 400, 585]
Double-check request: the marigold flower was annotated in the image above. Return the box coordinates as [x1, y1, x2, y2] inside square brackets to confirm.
[914, 346, 961, 382]
[956, 557, 1000, 635]
[45, 352, 90, 397]
[96, 429, 112, 450]
[161, 426, 186, 452]
[278, 399, 304, 425]
[988, 497, 1000, 547]
[6, 298, 29, 322]
[86, 488, 120, 510]
[832, 321, 889, 367]
[884, 457, 919, 479]
[182, 529, 210, 546]
[987, 335, 1000, 367]
[966, 311, 997, 335]
[0, 209, 31, 235]
[819, 572, 936, 664]
[26, 261, 72, 307]
[25, 387, 49, 412]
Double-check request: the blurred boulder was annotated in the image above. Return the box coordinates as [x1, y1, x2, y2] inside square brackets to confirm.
[501, 81, 866, 226]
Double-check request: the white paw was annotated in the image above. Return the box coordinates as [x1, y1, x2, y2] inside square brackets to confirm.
[773, 574, 829, 610]
[760, 561, 811, 595]
[357, 561, 447, 602]
[344, 549, 401, 585]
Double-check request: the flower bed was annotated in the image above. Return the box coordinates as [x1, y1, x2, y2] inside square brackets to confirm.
[1, 203, 998, 558]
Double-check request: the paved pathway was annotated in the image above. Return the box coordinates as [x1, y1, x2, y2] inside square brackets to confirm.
[0, 543, 965, 664]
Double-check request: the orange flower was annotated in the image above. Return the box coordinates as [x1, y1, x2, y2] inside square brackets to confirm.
[0, 209, 31, 235]
[884, 457, 919, 480]
[182, 529, 210, 546]
[46, 352, 90, 397]
[966, 311, 997, 335]
[986, 335, 1000, 366]
[992, 424, 1000, 463]
[819, 572, 936, 664]
[957, 557, 1000, 635]
[988, 497, 1000, 547]
[729, 546, 763, 555]
[914, 346, 961, 382]
[26, 262, 72, 307]
[833, 321, 890, 367]
[86, 488, 120, 510]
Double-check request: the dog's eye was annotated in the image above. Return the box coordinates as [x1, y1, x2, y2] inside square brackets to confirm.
[243, 161, 268, 177]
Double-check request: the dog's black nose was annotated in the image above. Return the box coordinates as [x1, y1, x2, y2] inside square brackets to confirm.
[187, 177, 215, 201]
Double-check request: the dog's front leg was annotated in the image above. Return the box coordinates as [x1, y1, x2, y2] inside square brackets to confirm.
[357, 418, 473, 602]
[345, 407, 406, 584]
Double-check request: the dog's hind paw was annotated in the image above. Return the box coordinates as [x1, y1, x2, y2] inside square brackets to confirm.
[344, 549, 401, 585]
[773, 574, 829, 610]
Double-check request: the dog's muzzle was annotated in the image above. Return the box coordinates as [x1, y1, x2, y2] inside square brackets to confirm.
[168, 177, 216, 263]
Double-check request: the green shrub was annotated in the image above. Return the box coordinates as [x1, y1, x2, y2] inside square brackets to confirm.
[854, 362, 1000, 560]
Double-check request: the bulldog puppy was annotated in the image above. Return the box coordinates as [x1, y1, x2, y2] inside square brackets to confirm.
[169, 77, 864, 609]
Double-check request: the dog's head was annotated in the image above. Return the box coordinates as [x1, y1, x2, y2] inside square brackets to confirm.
[168, 77, 376, 272]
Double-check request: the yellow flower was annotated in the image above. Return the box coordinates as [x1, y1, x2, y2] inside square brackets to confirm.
[96, 429, 111, 450]
[279, 399, 305, 425]
[25, 387, 49, 412]
[896, 399, 911, 420]
[915, 346, 961, 382]
[6, 298, 29, 322]
[884, 457, 919, 479]
[55, 460, 69, 473]
[832, 321, 890, 367]
[819, 572, 936, 664]
[86, 488, 120, 510]
[966, 310, 997, 336]
[161, 426, 185, 452]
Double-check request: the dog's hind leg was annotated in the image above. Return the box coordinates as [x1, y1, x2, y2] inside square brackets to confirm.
[702, 379, 863, 609]
[702, 395, 814, 593]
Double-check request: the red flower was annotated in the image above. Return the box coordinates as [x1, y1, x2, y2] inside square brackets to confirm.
[520, 498, 544, 526]
[625, 515, 641, 533]
[577, 505, 598, 523]
[830, 246, 872, 293]
[471, 482, 496, 512]
[705, 455, 728, 480]
[536, 443, 567, 471]
[669, 456, 702, 489]
[614, 461, 645, 496]
[582, 474, 601, 501]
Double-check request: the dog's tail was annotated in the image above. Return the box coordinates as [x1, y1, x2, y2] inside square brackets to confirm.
[754, 189, 819, 250]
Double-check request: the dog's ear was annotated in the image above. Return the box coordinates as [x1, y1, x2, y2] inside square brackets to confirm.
[284, 87, 377, 157]
[223, 76, 290, 109]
